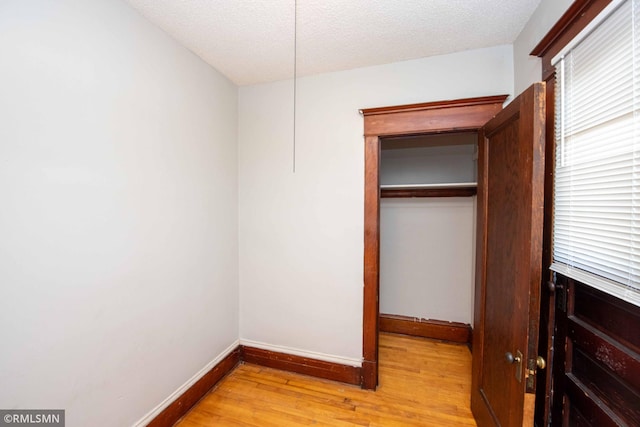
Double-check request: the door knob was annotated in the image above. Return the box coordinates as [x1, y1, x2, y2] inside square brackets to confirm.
[524, 356, 548, 389]
[505, 350, 524, 383]
[505, 352, 521, 364]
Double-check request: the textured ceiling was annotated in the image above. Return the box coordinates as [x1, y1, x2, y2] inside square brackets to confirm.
[124, 0, 541, 86]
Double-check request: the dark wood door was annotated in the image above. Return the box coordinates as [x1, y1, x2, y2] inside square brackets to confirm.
[471, 83, 546, 427]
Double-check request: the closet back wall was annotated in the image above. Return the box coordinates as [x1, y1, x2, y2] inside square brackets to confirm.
[380, 198, 475, 324]
[380, 135, 477, 325]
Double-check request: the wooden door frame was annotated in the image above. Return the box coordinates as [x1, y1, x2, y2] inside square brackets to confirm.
[360, 95, 509, 390]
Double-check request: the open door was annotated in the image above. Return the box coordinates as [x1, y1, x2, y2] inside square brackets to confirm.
[471, 83, 546, 427]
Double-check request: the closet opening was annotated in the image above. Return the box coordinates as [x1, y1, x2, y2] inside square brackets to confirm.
[378, 132, 477, 345]
[360, 95, 508, 390]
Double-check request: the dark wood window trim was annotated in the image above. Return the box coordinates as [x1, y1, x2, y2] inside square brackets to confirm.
[531, 0, 612, 81]
[530, 1, 617, 424]
[360, 94, 507, 390]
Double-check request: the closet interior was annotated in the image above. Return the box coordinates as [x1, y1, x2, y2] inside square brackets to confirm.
[379, 132, 478, 327]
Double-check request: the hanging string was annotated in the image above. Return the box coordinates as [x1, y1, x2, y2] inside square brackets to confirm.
[293, 0, 297, 173]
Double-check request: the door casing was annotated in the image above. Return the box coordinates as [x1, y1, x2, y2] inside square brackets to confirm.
[360, 95, 508, 389]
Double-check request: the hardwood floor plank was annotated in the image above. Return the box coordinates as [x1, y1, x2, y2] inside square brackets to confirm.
[176, 333, 477, 426]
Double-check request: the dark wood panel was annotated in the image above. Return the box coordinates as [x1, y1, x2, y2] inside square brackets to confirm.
[573, 348, 640, 425]
[147, 347, 241, 427]
[569, 407, 592, 427]
[241, 346, 362, 386]
[565, 374, 627, 427]
[379, 313, 471, 344]
[574, 283, 640, 352]
[569, 316, 640, 389]
[558, 275, 640, 427]
[380, 187, 476, 198]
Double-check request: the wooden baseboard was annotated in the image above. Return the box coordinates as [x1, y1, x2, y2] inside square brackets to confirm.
[241, 346, 362, 386]
[147, 347, 241, 427]
[146, 318, 471, 426]
[379, 313, 472, 344]
[148, 343, 365, 426]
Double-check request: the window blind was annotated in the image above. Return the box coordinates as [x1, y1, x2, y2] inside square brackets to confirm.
[551, 0, 640, 307]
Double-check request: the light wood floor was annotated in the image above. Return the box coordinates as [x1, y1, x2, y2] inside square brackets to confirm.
[177, 333, 477, 426]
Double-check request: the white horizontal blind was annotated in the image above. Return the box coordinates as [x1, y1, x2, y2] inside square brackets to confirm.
[552, 0, 640, 307]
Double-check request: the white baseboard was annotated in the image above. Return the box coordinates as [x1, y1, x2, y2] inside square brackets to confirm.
[239, 339, 362, 367]
[132, 339, 240, 427]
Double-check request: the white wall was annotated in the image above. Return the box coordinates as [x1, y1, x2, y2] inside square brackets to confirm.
[381, 145, 475, 185]
[0, 1, 238, 426]
[380, 198, 475, 324]
[380, 134, 477, 186]
[239, 45, 513, 362]
[513, 0, 574, 94]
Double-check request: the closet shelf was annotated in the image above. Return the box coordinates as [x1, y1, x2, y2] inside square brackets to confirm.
[380, 182, 477, 198]
[380, 182, 477, 190]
